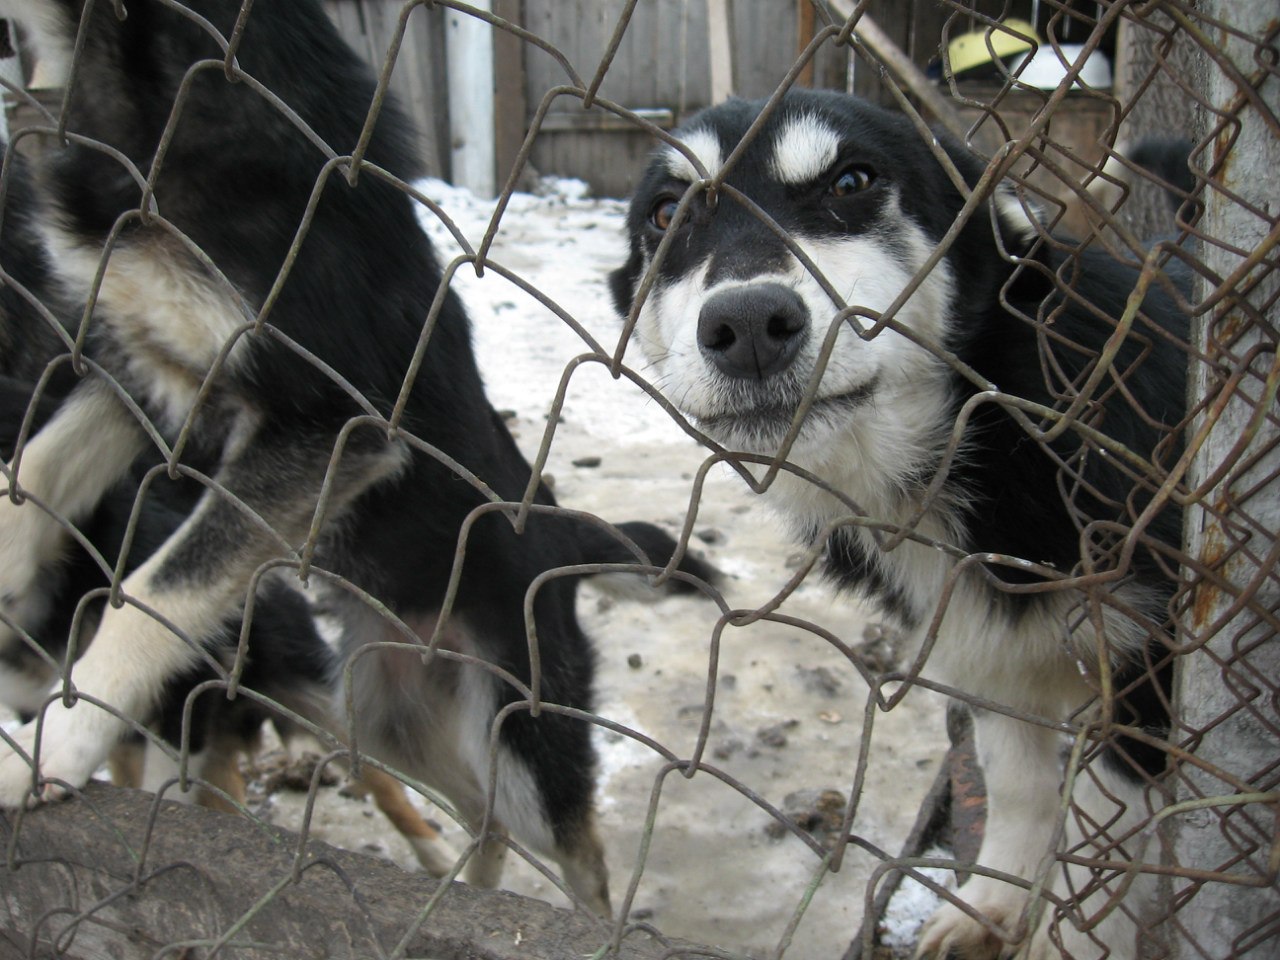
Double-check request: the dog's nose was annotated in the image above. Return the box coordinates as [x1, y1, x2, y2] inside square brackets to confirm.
[697, 284, 808, 380]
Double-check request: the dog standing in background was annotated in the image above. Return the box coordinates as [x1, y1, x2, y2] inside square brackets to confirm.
[0, 0, 712, 915]
[612, 91, 1186, 958]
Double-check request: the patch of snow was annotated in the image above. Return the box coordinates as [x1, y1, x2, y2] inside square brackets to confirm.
[878, 844, 957, 957]
[412, 177, 691, 447]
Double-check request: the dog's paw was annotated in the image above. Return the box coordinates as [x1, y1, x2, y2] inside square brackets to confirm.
[915, 893, 1109, 960]
[0, 724, 41, 807]
[407, 833, 461, 878]
[915, 886, 1024, 960]
[0, 704, 115, 808]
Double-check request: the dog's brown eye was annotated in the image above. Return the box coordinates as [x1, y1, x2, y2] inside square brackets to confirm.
[830, 165, 875, 197]
[649, 197, 680, 231]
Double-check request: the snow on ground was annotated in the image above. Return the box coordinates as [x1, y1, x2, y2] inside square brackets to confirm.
[878, 847, 959, 958]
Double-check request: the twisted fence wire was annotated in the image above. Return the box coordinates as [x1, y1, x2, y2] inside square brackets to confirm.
[0, 1, 1275, 958]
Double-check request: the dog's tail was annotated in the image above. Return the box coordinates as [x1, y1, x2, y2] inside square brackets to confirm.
[573, 518, 719, 600]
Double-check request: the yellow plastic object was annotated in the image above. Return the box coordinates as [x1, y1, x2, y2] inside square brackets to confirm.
[946, 18, 1040, 76]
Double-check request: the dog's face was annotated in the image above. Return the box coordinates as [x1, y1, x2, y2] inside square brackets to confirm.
[612, 92, 1032, 484]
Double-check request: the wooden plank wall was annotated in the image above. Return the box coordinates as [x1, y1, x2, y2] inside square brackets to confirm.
[519, 0, 857, 197]
[322, 1, 931, 196]
[521, 0, 701, 198]
[322, 1, 1110, 204]
[323, 0, 450, 180]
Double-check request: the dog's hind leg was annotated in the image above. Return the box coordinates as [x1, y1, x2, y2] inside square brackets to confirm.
[453, 796, 609, 917]
[460, 809, 510, 891]
[484, 706, 611, 915]
[136, 732, 245, 812]
[551, 807, 611, 919]
[194, 729, 253, 814]
[0, 426, 406, 807]
[447, 729, 610, 915]
[485, 749, 610, 916]
[449, 783, 610, 916]
[349, 766, 460, 877]
[139, 734, 197, 802]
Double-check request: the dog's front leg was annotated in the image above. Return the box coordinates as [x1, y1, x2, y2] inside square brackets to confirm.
[0, 379, 146, 644]
[0, 484, 248, 806]
[916, 707, 1065, 960]
[0, 425, 406, 807]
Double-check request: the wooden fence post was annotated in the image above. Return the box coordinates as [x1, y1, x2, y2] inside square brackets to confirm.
[707, 0, 733, 104]
[446, 0, 496, 196]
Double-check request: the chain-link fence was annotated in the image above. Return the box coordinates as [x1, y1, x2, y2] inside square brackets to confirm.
[0, 1, 1276, 958]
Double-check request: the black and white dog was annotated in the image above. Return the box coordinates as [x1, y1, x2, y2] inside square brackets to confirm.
[0, 0, 712, 916]
[0, 151, 455, 856]
[612, 92, 1186, 958]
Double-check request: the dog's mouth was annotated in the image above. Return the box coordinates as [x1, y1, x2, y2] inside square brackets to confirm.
[693, 378, 879, 449]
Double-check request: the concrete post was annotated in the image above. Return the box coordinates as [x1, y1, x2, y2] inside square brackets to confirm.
[1172, 2, 1280, 956]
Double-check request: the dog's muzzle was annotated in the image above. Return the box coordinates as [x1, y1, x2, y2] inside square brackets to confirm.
[697, 283, 808, 380]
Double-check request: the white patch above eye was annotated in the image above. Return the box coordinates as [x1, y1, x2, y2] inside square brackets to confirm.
[768, 114, 842, 186]
[662, 128, 723, 182]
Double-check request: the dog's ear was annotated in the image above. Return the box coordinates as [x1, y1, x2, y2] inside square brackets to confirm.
[990, 181, 1045, 257]
[989, 180, 1061, 305]
[933, 132, 1049, 299]
[933, 130, 1043, 259]
[609, 252, 643, 316]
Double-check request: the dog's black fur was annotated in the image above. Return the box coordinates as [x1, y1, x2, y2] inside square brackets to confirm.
[0, 0, 712, 914]
[0, 148, 76, 387]
[612, 90, 1187, 957]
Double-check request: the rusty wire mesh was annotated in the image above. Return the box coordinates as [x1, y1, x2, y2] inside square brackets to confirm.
[0, 1, 1276, 958]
